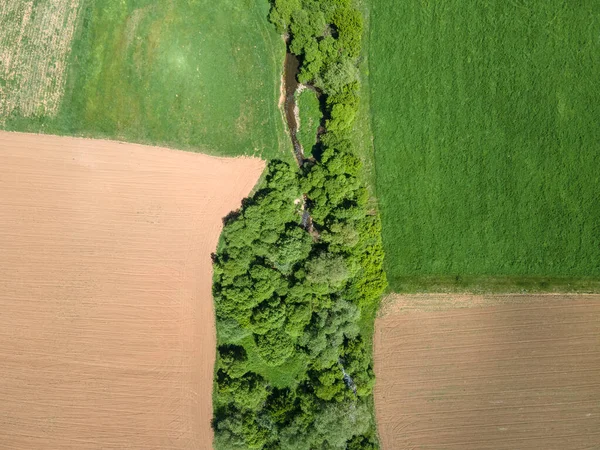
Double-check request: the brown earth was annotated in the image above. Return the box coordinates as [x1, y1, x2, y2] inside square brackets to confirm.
[0, 131, 265, 449]
[374, 294, 600, 449]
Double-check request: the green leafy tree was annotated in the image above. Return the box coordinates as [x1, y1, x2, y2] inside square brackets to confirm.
[306, 252, 350, 288]
[267, 227, 312, 274]
[254, 328, 295, 366]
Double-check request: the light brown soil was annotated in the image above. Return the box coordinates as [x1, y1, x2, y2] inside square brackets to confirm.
[374, 294, 600, 450]
[0, 131, 265, 450]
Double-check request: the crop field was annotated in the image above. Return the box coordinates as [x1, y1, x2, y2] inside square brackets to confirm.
[0, 0, 82, 119]
[374, 294, 600, 449]
[0, 131, 264, 449]
[370, 0, 600, 291]
[1, 0, 288, 160]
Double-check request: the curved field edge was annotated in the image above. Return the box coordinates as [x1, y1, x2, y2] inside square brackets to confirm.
[0, 130, 265, 449]
[368, 0, 600, 293]
[1, 0, 290, 161]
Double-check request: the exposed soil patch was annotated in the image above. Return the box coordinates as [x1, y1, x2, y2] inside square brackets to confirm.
[374, 294, 600, 449]
[0, 131, 264, 449]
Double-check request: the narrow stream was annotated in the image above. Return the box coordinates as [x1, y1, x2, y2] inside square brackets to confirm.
[282, 50, 314, 231]
[284, 51, 356, 395]
[340, 362, 358, 396]
[283, 51, 305, 165]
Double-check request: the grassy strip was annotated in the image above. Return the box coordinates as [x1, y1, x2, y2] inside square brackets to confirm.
[390, 275, 600, 295]
[351, 0, 378, 197]
[3, 0, 290, 160]
[369, 0, 600, 291]
[295, 89, 321, 157]
[211, 1, 387, 448]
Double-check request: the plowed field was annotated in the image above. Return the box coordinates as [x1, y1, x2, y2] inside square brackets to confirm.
[374, 294, 600, 449]
[0, 131, 264, 449]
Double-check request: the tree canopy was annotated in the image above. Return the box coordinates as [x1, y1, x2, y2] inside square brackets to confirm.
[212, 0, 387, 447]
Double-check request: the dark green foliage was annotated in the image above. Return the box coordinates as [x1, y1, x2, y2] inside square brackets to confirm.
[267, 226, 313, 274]
[216, 370, 270, 410]
[326, 82, 360, 135]
[340, 336, 376, 397]
[254, 329, 295, 366]
[269, 0, 301, 33]
[213, 160, 383, 448]
[272, 0, 363, 92]
[332, 6, 363, 58]
[213, 0, 386, 447]
[218, 345, 249, 378]
[347, 432, 379, 450]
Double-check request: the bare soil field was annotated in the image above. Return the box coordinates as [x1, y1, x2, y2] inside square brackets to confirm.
[0, 0, 81, 119]
[374, 294, 600, 449]
[0, 131, 264, 449]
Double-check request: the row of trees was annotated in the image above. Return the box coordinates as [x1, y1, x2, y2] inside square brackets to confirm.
[212, 0, 387, 448]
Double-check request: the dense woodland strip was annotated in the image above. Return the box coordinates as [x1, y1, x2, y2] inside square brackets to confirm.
[212, 0, 387, 448]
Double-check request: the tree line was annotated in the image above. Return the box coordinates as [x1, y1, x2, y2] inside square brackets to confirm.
[212, 0, 387, 448]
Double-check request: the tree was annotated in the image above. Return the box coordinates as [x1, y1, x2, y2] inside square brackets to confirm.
[254, 328, 295, 366]
[250, 297, 287, 335]
[216, 370, 270, 410]
[267, 226, 312, 274]
[306, 252, 350, 288]
[218, 344, 250, 378]
[316, 59, 359, 95]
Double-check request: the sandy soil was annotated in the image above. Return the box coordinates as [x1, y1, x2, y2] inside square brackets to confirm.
[374, 294, 600, 449]
[0, 131, 265, 449]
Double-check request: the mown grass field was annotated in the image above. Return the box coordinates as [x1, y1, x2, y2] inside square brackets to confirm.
[2, 0, 289, 160]
[370, 0, 600, 292]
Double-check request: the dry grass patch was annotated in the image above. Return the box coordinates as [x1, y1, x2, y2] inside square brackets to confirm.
[0, 0, 81, 119]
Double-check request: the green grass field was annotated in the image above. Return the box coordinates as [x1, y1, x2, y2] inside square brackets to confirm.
[370, 0, 600, 292]
[3, 0, 289, 160]
[295, 88, 321, 157]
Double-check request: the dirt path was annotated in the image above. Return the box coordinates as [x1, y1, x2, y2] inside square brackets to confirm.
[0, 131, 264, 449]
[374, 294, 600, 449]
